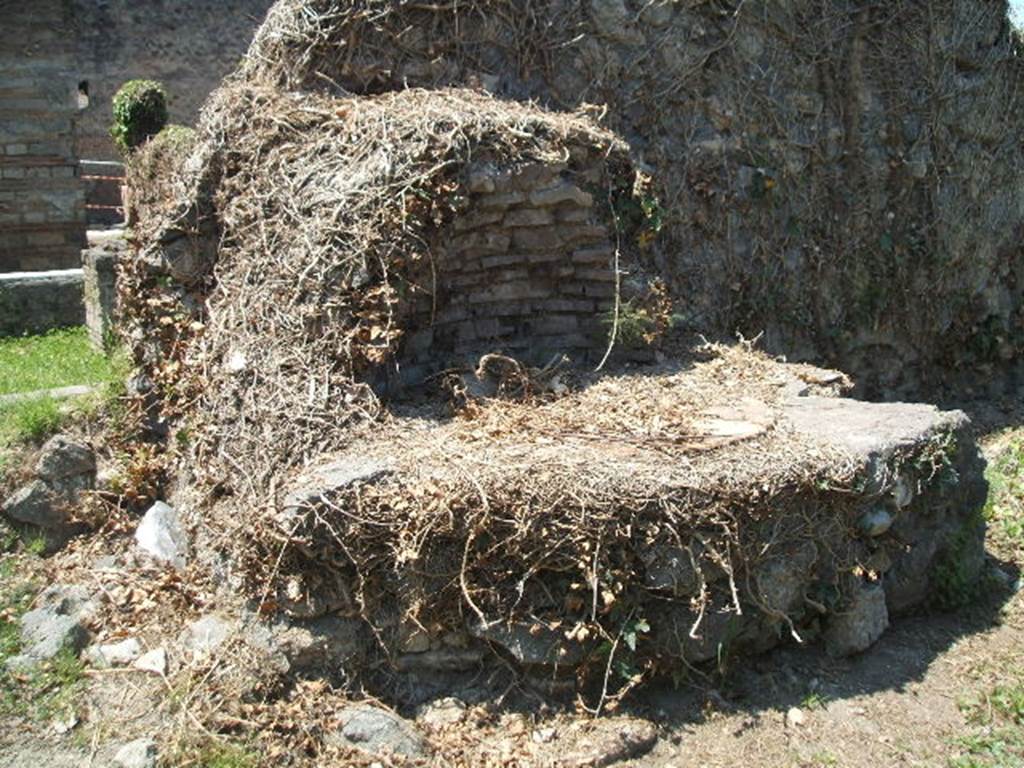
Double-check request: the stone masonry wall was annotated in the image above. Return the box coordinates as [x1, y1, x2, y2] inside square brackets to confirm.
[400, 159, 615, 376]
[0, 0, 271, 275]
[0, 0, 86, 273]
[64, 0, 275, 161]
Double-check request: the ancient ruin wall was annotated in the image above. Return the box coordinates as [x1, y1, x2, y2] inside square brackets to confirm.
[241, 0, 1024, 398]
[65, 0, 275, 160]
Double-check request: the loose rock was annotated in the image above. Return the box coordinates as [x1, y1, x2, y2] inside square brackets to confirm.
[825, 584, 890, 656]
[133, 648, 168, 675]
[113, 738, 158, 768]
[417, 697, 467, 730]
[86, 637, 142, 668]
[7, 600, 89, 671]
[860, 507, 894, 537]
[134, 501, 189, 569]
[35, 435, 95, 482]
[327, 705, 427, 758]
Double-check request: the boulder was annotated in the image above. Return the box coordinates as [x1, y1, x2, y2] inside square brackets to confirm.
[2, 436, 96, 548]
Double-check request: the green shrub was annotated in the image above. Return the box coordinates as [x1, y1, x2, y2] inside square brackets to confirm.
[110, 80, 169, 154]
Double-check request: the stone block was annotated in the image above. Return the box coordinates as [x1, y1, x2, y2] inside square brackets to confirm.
[526, 251, 566, 264]
[469, 281, 551, 303]
[529, 182, 593, 208]
[478, 190, 526, 210]
[529, 315, 579, 335]
[503, 208, 554, 227]
[83, 241, 122, 348]
[572, 245, 614, 264]
[562, 223, 608, 246]
[0, 269, 84, 335]
[512, 162, 564, 189]
[480, 253, 522, 269]
[575, 268, 617, 282]
[449, 230, 510, 255]
[453, 209, 504, 232]
[512, 227, 563, 251]
[558, 207, 592, 223]
[540, 298, 595, 313]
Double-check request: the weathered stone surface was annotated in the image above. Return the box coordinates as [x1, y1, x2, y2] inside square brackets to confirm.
[754, 541, 818, 615]
[133, 648, 168, 675]
[528, 182, 594, 208]
[587, 0, 645, 45]
[280, 457, 392, 531]
[271, 614, 366, 671]
[417, 697, 468, 730]
[860, 507, 894, 537]
[0, 270, 85, 336]
[394, 647, 485, 673]
[112, 738, 158, 768]
[180, 614, 233, 657]
[327, 705, 428, 758]
[472, 622, 585, 667]
[3, 480, 63, 529]
[556, 717, 658, 767]
[85, 637, 142, 668]
[7, 591, 90, 671]
[36, 435, 95, 482]
[824, 584, 890, 656]
[134, 501, 189, 569]
[83, 234, 125, 349]
[2, 437, 96, 548]
[783, 396, 967, 489]
[504, 208, 554, 228]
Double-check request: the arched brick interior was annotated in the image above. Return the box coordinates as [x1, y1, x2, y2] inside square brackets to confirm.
[399, 159, 616, 376]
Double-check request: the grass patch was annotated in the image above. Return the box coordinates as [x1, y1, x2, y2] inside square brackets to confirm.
[168, 738, 262, 768]
[0, 330, 130, 480]
[0, 327, 112, 395]
[951, 670, 1024, 767]
[984, 433, 1024, 564]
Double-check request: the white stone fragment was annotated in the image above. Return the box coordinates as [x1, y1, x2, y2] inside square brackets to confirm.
[134, 501, 188, 569]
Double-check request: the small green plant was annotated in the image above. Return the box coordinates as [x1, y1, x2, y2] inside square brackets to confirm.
[984, 432, 1024, 563]
[168, 738, 261, 768]
[931, 508, 985, 610]
[603, 299, 656, 347]
[110, 79, 169, 154]
[801, 691, 830, 710]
